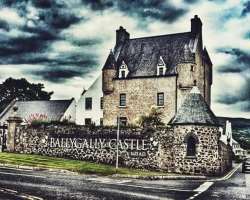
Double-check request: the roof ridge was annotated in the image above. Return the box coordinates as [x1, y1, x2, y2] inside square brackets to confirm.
[130, 31, 191, 40]
[17, 99, 73, 102]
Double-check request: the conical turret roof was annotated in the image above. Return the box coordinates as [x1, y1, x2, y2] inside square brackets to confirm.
[102, 50, 116, 70]
[170, 87, 218, 125]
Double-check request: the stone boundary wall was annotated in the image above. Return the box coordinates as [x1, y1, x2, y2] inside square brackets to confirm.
[13, 125, 172, 170]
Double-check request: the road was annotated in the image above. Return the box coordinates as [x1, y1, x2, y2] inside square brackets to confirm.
[0, 165, 248, 200]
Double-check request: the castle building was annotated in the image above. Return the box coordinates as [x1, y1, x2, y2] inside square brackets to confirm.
[102, 15, 212, 126]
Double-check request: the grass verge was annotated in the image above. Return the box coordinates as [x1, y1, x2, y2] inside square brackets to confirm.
[0, 152, 171, 176]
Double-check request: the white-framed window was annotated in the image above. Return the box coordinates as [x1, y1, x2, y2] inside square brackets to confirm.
[119, 93, 126, 107]
[119, 61, 129, 78]
[157, 56, 166, 76]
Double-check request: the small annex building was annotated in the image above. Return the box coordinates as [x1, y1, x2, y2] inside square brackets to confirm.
[164, 86, 232, 175]
[0, 98, 76, 124]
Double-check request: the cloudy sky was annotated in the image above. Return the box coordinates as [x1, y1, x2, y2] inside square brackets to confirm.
[0, 0, 249, 118]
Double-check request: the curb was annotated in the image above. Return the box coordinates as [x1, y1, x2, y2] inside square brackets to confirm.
[0, 162, 241, 181]
[0, 163, 77, 175]
[209, 163, 242, 182]
[111, 174, 207, 180]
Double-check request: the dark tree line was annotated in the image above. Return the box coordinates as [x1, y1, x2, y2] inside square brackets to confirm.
[0, 78, 53, 113]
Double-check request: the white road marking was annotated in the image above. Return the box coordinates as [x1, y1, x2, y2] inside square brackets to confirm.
[193, 181, 214, 192]
[0, 187, 43, 200]
[187, 182, 214, 200]
[210, 163, 242, 182]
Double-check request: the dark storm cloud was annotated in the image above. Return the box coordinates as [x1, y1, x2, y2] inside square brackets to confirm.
[245, 31, 250, 39]
[31, 68, 87, 83]
[216, 48, 250, 73]
[81, 0, 187, 22]
[241, 1, 250, 16]
[0, 0, 103, 83]
[184, 0, 226, 4]
[19, 50, 99, 83]
[183, 0, 199, 3]
[217, 77, 250, 111]
[216, 48, 250, 111]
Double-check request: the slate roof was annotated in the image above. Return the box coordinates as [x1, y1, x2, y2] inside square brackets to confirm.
[113, 32, 197, 77]
[170, 87, 218, 125]
[1, 99, 74, 123]
[103, 50, 116, 69]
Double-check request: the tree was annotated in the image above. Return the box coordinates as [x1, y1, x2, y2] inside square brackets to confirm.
[0, 78, 53, 113]
[136, 106, 165, 128]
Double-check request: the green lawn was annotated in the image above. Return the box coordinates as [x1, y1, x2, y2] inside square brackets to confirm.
[0, 152, 170, 176]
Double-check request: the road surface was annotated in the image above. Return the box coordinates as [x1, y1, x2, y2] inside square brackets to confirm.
[0, 164, 248, 200]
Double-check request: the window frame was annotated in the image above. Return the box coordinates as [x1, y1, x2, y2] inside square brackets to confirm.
[158, 67, 164, 75]
[121, 70, 126, 79]
[157, 92, 164, 106]
[119, 93, 126, 107]
[85, 97, 92, 110]
[100, 97, 103, 110]
[186, 136, 197, 157]
[85, 118, 92, 126]
[119, 117, 127, 126]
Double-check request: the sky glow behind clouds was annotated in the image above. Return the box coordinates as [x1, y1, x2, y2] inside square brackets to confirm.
[0, 0, 249, 118]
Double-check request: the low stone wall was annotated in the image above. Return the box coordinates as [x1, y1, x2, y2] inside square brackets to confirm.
[13, 125, 172, 170]
[8, 123, 232, 175]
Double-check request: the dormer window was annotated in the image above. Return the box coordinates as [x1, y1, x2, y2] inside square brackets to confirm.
[157, 56, 166, 76]
[159, 67, 164, 75]
[119, 61, 129, 79]
[121, 71, 125, 78]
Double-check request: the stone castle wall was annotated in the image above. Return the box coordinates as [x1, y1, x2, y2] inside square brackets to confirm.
[9, 123, 231, 175]
[172, 124, 231, 175]
[13, 125, 171, 170]
[103, 76, 177, 126]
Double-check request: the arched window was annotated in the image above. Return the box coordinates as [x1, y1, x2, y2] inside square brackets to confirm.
[187, 136, 196, 157]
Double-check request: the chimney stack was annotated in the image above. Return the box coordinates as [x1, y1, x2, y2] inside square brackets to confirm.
[116, 26, 130, 46]
[191, 15, 202, 35]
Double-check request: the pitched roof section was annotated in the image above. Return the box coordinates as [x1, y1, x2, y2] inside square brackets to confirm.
[170, 87, 218, 125]
[103, 50, 116, 70]
[2, 99, 74, 123]
[115, 32, 197, 77]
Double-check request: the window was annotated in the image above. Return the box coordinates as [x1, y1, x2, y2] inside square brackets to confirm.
[100, 118, 103, 126]
[193, 80, 197, 86]
[157, 93, 164, 106]
[191, 65, 195, 72]
[100, 97, 103, 109]
[85, 118, 91, 126]
[159, 67, 164, 75]
[119, 93, 126, 107]
[119, 117, 127, 126]
[121, 71, 126, 78]
[187, 136, 196, 157]
[85, 97, 92, 110]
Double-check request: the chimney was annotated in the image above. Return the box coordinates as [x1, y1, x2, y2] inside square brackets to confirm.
[116, 26, 130, 45]
[191, 15, 202, 35]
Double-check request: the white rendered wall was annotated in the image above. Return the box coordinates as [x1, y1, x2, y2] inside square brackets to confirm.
[76, 74, 103, 125]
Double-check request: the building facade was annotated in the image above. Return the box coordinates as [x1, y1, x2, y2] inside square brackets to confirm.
[76, 75, 103, 125]
[102, 15, 212, 126]
[220, 120, 247, 159]
[0, 99, 76, 124]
